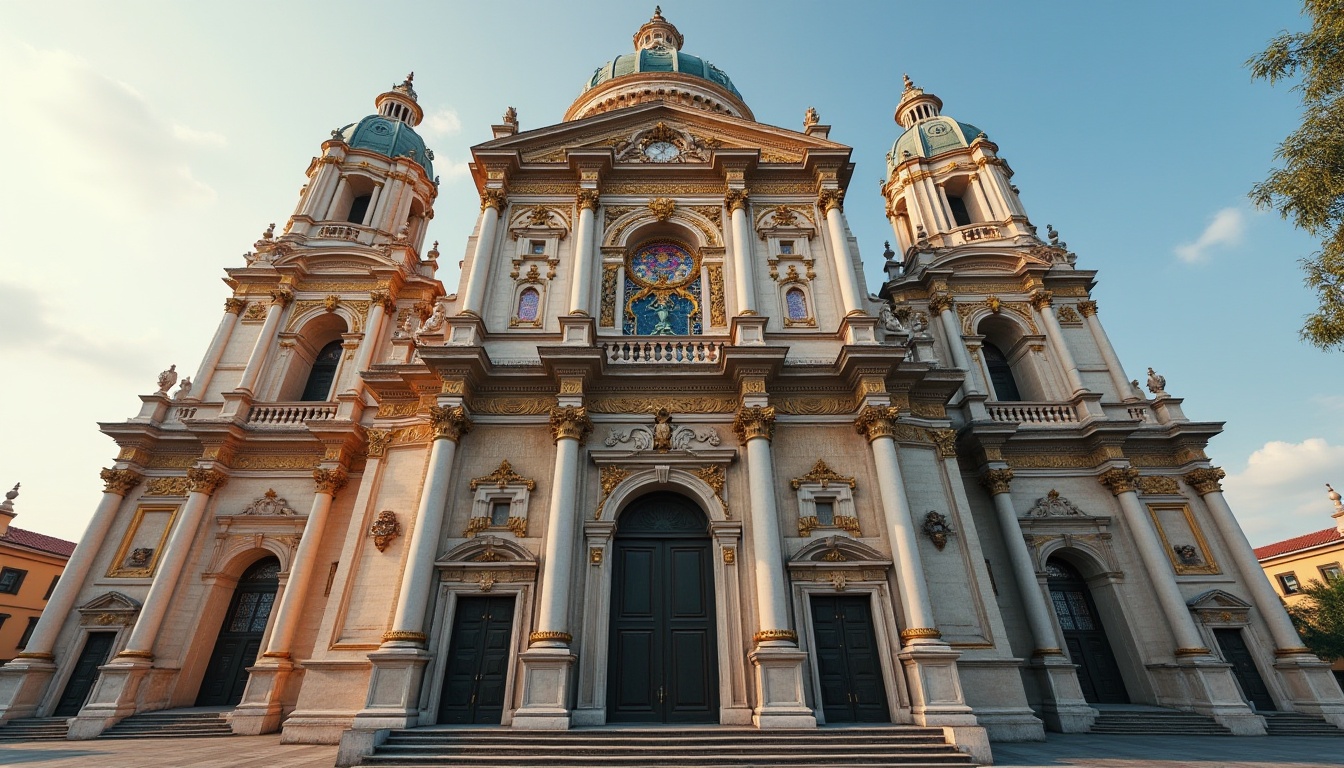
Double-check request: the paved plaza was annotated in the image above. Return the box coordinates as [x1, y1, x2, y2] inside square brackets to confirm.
[0, 733, 1342, 768]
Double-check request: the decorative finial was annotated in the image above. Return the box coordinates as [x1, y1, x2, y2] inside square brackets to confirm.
[903, 74, 915, 92]
[1146, 367, 1167, 397]
[653, 5, 663, 19]
[883, 241, 895, 259]
[1329, 483, 1342, 509]
[4, 483, 17, 502]
[405, 71, 414, 84]
[0, 482, 16, 515]
[157, 364, 178, 394]
[503, 106, 518, 126]
[428, 240, 440, 259]
[263, 222, 275, 240]
[804, 106, 819, 128]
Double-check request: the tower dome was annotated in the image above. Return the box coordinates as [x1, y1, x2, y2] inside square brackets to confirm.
[334, 73, 435, 178]
[564, 8, 753, 121]
[886, 76, 984, 176]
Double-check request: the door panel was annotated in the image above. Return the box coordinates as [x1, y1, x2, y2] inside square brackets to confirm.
[196, 559, 279, 707]
[1046, 559, 1128, 704]
[438, 596, 516, 724]
[1214, 628, 1276, 711]
[53, 632, 116, 717]
[810, 595, 890, 723]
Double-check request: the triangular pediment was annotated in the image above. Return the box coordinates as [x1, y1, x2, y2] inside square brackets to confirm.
[1187, 589, 1253, 611]
[79, 591, 141, 613]
[474, 101, 849, 166]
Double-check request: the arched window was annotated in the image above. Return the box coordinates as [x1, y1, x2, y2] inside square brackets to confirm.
[947, 195, 972, 227]
[300, 340, 343, 402]
[785, 288, 809, 322]
[983, 342, 1022, 401]
[347, 194, 372, 225]
[516, 288, 540, 323]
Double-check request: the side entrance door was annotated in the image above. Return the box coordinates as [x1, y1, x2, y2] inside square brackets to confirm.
[196, 558, 280, 707]
[437, 595, 516, 724]
[1214, 628, 1276, 711]
[1046, 558, 1129, 704]
[608, 492, 718, 723]
[810, 595, 890, 723]
[52, 632, 116, 717]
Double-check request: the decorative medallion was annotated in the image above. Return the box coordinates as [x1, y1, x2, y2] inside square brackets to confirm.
[369, 510, 401, 552]
[624, 240, 702, 336]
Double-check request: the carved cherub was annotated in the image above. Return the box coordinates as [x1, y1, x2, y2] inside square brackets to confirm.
[652, 408, 673, 452]
[879, 304, 907, 334]
[1146, 367, 1167, 396]
[416, 303, 448, 336]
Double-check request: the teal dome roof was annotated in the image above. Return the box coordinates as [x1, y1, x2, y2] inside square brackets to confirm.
[337, 115, 434, 178]
[888, 116, 984, 174]
[585, 48, 742, 100]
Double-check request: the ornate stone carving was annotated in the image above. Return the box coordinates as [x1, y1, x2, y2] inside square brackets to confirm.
[313, 468, 349, 495]
[1028, 289, 1053, 311]
[817, 189, 844, 213]
[600, 264, 619, 327]
[186, 467, 228, 495]
[365, 429, 392, 458]
[156, 365, 178, 394]
[706, 264, 726, 326]
[1183, 467, 1226, 496]
[984, 295, 1002, 314]
[928, 428, 958, 458]
[575, 189, 601, 211]
[798, 515, 860, 537]
[270, 286, 295, 307]
[899, 627, 942, 642]
[605, 413, 721, 454]
[529, 631, 572, 645]
[922, 511, 953, 550]
[144, 477, 192, 496]
[647, 197, 675, 222]
[240, 489, 297, 516]
[549, 406, 593, 443]
[101, 468, 143, 496]
[1146, 367, 1168, 396]
[1138, 476, 1181, 495]
[1097, 468, 1141, 496]
[979, 468, 1014, 495]
[732, 405, 776, 443]
[927, 292, 953, 315]
[595, 466, 632, 519]
[428, 405, 472, 442]
[369, 510, 400, 552]
[369, 289, 395, 314]
[1056, 305, 1082, 324]
[224, 297, 248, 315]
[693, 465, 729, 517]
[1078, 300, 1098, 318]
[790, 460, 855, 490]
[480, 188, 508, 212]
[722, 546, 736, 564]
[1025, 490, 1088, 517]
[752, 629, 798, 644]
[853, 405, 901, 441]
[724, 189, 749, 213]
[588, 395, 736, 414]
[471, 459, 536, 491]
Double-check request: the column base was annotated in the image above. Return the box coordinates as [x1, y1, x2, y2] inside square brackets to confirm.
[840, 314, 879, 345]
[748, 645, 815, 729]
[1274, 652, 1344, 728]
[898, 642, 989, 762]
[1178, 658, 1266, 735]
[336, 728, 391, 768]
[446, 314, 484, 346]
[558, 315, 595, 346]
[230, 657, 296, 735]
[1030, 652, 1097, 733]
[68, 658, 153, 739]
[350, 645, 430, 732]
[511, 646, 576, 730]
[0, 657, 57, 722]
[730, 315, 767, 346]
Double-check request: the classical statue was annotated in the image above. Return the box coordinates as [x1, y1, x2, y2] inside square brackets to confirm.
[503, 106, 518, 126]
[804, 106, 819, 128]
[909, 311, 930, 336]
[879, 304, 907, 334]
[652, 408, 673, 452]
[156, 364, 177, 393]
[650, 297, 675, 335]
[173, 377, 192, 400]
[1146, 367, 1167, 396]
[416, 303, 448, 337]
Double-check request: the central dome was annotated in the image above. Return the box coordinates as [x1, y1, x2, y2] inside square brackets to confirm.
[564, 8, 753, 122]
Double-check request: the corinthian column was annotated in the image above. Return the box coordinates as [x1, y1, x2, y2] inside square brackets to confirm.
[236, 287, 293, 395]
[351, 290, 394, 381]
[1030, 290, 1086, 396]
[568, 190, 599, 316]
[928, 293, 985, 397]
[190, 298, 247, 400]
[726, 190, 756, 315]
[1078, 300, 1137, 402]
[818, 189, 864, 316]
[460, 190, 506, 317]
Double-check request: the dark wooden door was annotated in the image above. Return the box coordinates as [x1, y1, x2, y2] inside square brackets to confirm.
[438, 596, 516, 724]
[1214, 628, 1276, 711]
[810, 595, 890, 723]
[196, 558, 279, 707]
[1046, 558, 1129, 704]
[53, 632, 116, 716]
[608, 493, 718, 723]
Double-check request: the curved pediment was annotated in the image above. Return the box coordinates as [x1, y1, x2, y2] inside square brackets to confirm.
[791, 535, 890, 566]
[441, 535, 537, 564]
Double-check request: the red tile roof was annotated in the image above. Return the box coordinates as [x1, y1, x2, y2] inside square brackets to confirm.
[0, 526, 76, 558]
[1255, 527, 1344, 561]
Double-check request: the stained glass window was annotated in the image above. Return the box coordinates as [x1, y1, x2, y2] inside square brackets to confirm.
[623, 241, 701, 336]
[785, 288, 809, 321]
[517, 288, 540, 322]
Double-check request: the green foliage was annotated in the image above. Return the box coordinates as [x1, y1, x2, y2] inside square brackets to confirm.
[1249, 0, 1344, 350]
[1286, 576, 1344, 661]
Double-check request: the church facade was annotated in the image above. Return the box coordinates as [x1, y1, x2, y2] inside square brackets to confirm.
[2, 9, 1342, 762]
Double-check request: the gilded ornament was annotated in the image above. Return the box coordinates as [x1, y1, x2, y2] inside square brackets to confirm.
[899, 627, 942, 642]
[791, 460, 856, 490]
[693, 464, 730, 517]
[526, 206, 554, 227]
[463, 516, 491, 538]
[144, 477, 192, 497]
[1182, 467, 1226, 496]
[186, 467, 228, 495]
[772, 396, 856, 416]
[706, 264, 726, 326]
[854, 405, 901, 441]
[752, 629, 798, 644]
[600, 264, 619, 327]
[690, 205, 723, 226]
[224, 297, 248, 315]
[1055, 305, 1082, 324]
[270, 287, 295, 307]
[1097, 467, 1141, 496]
[574, 189, 601, 212]
[471, 459, 536, 491]
[732, 405, 776, 443]
[480, 188, 508, 212]
[817, 189, 844, 213]
[588, 395, 737, 414]
[979, 468, 1014, 495]
[323, 294, 341, 313]
[239, 489, 296, 516]
[1078, 300, 1098, 318]
[722, 547, 736, 565]
[369, 510, 401, 552]
[724, 189, 749, 213]
[1028, 289, 1054, 311]
[377, 400, 420, 418]
[381, 630, 426, 644]
[927, 293, 954, 315]
[928, 428, 958, 458]
[100, 468, 143, 496]
[595, 466, 632, 519]
[529, 631, 573, 645]
[1138, 476, 1181, 495]
[428, 405, 472, 442]
[647, 197, 675, 222]
[922, 511, 953, 550]
[769, 206, 798, 227]
[910, 400, 947, 419]
[313, 468, 348, 495]
[549, 406, 593, 443]
[466, 397, 553, 416]
[985, 295, 1002, 313]
[369, 289, 396, 314]
[590, 547, 603, 566]
[505, 517, 526, 537]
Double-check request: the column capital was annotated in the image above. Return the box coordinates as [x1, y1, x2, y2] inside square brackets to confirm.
[1182, 467, 1226, 496]
[724, 189, 750, 213]
[853, 404, 901, 442]
[365, 428, 393, 458]
[575, 189, 601, 211]
[100, 468, 143, 496]
[980, 468, 1015, 495]
[898, 627, 942, 643]
[927, 292, 954, 315]
[269, 287, 295, 308]
[224, 297, 248, 315]
[752, 629, 798, 645]
[817, 188, 845, 213]
[480, 188, 508, 212]
[1029, 289, 1054, 311]
[929, 428, 958, 458]
[186, 467, 228, 495]
[549, 405, 592, 443]
[733, 405, 776, 443]
[429, 405, 473, 442]
[1097, 467, 1140, 496]
[368, 289, 396, 314]
[1078, 299, 1098, 318]
[313, 468, 349, 496]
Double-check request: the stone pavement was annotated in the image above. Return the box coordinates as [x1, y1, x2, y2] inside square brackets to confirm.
[0, 732, 1341, 767]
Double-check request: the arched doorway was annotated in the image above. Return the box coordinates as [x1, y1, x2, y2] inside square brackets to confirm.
[607, 492, 718, 723]
[196, 557, 280, 707]
[1045, 557, 1128, 704]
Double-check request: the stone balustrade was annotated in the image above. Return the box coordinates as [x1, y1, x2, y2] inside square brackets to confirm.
[247, 402, 338, 425]
[952, 223, 1002, 244]
[986, 402, 1080, 425]
[314, 224, 366, 242]
[603, 338, 723, 364]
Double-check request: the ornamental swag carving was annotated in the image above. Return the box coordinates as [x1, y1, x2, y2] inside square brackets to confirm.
[240, 489, 297, 516]
[369, 510, 401, 552]
[1025, 490, 1088, 517]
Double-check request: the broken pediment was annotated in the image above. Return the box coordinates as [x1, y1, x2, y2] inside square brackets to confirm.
[441, 535, 537, 565]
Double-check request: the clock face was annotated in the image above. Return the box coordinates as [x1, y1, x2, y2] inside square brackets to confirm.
[644, 141, 680, 162]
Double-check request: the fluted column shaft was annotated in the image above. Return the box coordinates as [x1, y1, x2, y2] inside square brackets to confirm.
[461, 196, 504, 317]
[120, 468, 228, 657]
[568, 193, 598, 316]
[190, 299, 246, 400]
[16, 470, 142, 659]
[727, 193, 756, 315]
[1079, 301, 1134, 401]
[1032, 292, 1086, 396]
[1100, 468, 1207, 653]
[981, 470, 1062, 653]
[821, 193, 864, 316]
[530, 407, 591, 645]
[350, 296, 389, 380]
[930, 297, 984, 397]
[237, 290, 291, 395]
[734, 407, 791, 641]
[262, 470, 346, 658]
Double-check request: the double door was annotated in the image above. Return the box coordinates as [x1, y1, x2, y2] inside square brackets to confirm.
[53, 632, 116, 717]
[1214, 628, 1275, 711]
[810, 595, 890, 723]
[438, 596, 516, 724]
[196, 558, 279, 707]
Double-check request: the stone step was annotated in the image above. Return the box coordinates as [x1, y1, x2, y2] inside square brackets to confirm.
[363, 756, 973, 768]
[99, 711, 233, 740]
[1089, 710, 1232, 736]
[1263, 714, 1344, 736]
[0, 717, 70, 742]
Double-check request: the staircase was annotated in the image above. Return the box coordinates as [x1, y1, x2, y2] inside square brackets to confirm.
[358, 727, 977, 767]
[99, 709, 234, 739]
[1088, 708, 1231, 735]
[1263, 712, 1344, 736]
[0, 717, 69, 742]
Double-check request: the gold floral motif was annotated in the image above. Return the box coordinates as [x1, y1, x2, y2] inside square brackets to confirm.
[144, 477, 192, 496]
[369, 510, 400, 552]
[600, 265, 619, 327]
[467, 397, 553, 415]
[1007, 452, 1094, 469]
[224, 297, 248, 315]
[549, 406, 592, 443]
[722, 547, 736, 565]
[429, 405, 472, 442]
[724, 189, 749, 213]
[706, 264, 726, 326]
[529, 631, 572, 645]
[270, 287, 295, 307]
[771, 395, 857, 416]
[648, 197, 675, 222]
[979, 468, 1014, 495]
[504, 517, 526, 537]
[313, 468, 348, 495]
[575, 189, 600, 211]
[752, 629, 798, 644]
[470, 459, 536, 490]
[693, 465, 729, 517]
[1138, 476, 1181, 495]
[365, 429, 392, 458]
[369, 289, 396, 314]
[899, 627, 942, 642]
[733, 405, 776, 443]
[588, 395, 737, 414]
[1078, 300, 1098, 318]
[1098, 467, 1141, 496]
[377, 400, 421, 418]
[985, 295, 1002, 313]
[797, 515, 861, 537]
[595, 466, 632, 519]
[101, 468, 143, 496]
[910, 401, 947, 419]
[187, 467, 228, 495]
[1183, 467, 1225, 496]
[382, 629, 425, 644]
[480, 188, 508, 212]
[791, 460, 856, 490]
[928, 428, 958, 457]
[242, 303, 268, 321]
[1028, 289, 1054, 311]
[817, 189, 844, 213]
[927, 293, 953, 314]
[1056, 305, 1082, 324]
[463, 516, 491, 538]
[232, 454, 321, 470]
[854, 405, 901, 441]
[603, 205, 640, 228]
[690, 205, 723, 225]
[590, 547, 604, 565]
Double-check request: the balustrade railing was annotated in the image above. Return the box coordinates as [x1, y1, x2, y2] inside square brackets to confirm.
[953, 223, 1003, 244]
[247, 402, 338, 425]
[603, 339, 723, 364]
[315, 224, 365, 242]
[986, 402, 1080, 425]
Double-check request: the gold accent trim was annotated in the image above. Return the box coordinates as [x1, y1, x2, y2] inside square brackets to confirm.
[899, 628, 943, 642]
[1097, 467, 1140, 496]
[187, 467, 228, 495]
[722, 547, 736, 565]
[1148, 502, 1221, 575]
[733, 405, 776, 443]
[817, 189, 844, 213]
[595, 466, 632, 519]
[382, 630, 427, 644]
[116, 650, 155, 660]
[429, 405, 472, 442]
[752, 629, 798, 644]
[313, 468, 348, 496]
[791, 460, 856, 490]
[529, 631, 572, 645]
[106, 505, 178, 579]
[854, 405, 901, 441]
[1274, 646, 1313, 657]
[470, 459, 536, 491]
[1183, 467, 1226, 496]
[14, 651, 54, 660]
[261, 651, 291, 659]
[1033, 647, 1065, 657]
[549, 406, 592, 443]
[1174, 647, 1212, 657]
[100, 468, 143, 496]
[980, 469, 1014, 496]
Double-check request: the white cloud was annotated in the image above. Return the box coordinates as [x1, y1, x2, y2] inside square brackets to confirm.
[1222, 438, 1344, 546]
[1175, 207, 1247, 263]
[171, 123, 228, 147]
[420, 107, 462, 139]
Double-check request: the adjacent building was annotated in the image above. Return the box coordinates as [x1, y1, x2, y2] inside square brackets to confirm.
[0, 486, 76, 664]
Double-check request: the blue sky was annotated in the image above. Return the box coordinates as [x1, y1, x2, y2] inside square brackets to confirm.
[0, 1, 1339, 545]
